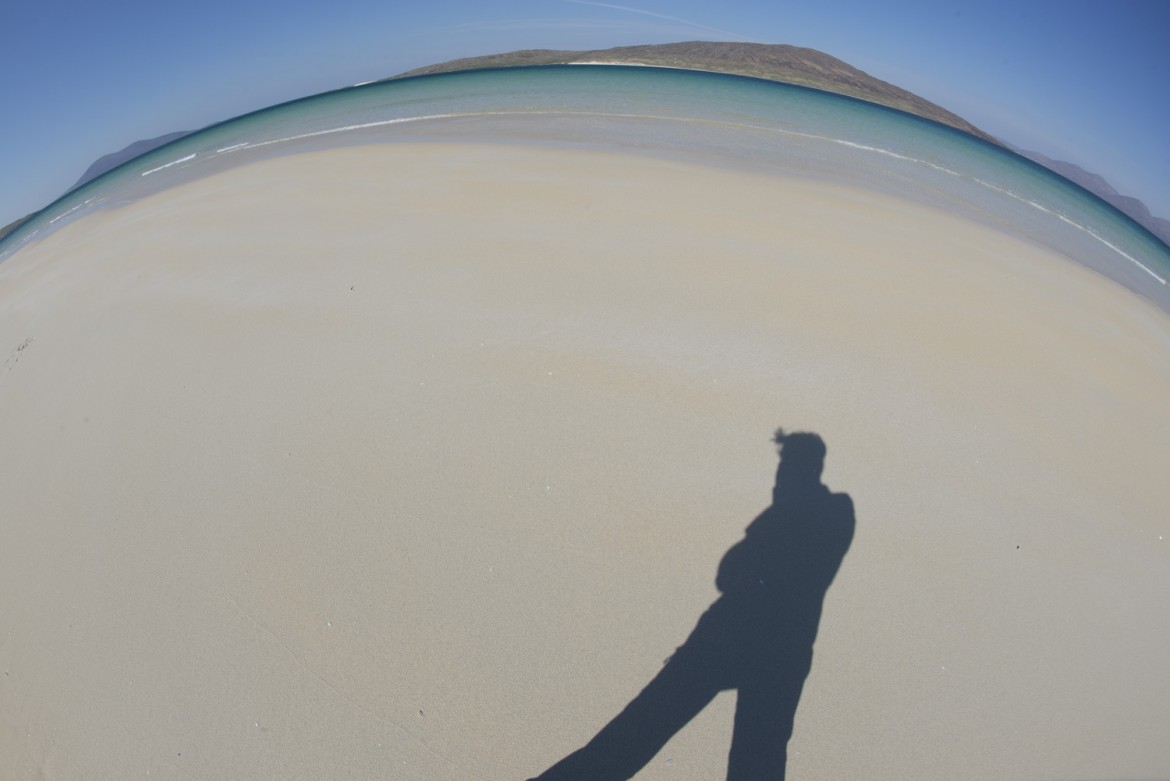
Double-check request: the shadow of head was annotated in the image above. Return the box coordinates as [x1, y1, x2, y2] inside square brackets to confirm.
[772, 428, 826, 493]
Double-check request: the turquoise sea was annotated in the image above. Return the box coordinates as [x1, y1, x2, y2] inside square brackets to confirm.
[4, 65, 1169, 310]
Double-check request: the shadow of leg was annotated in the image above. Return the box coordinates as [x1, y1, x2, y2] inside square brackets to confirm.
[726, 663, 808, 781]
[531, 650, 721, 781]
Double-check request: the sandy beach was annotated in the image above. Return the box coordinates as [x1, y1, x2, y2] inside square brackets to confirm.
[2, 142, 1168, 779]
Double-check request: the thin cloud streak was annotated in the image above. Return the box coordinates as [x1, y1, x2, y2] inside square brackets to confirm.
[559, 0, 754, 41]
[428, 17, 739, 41]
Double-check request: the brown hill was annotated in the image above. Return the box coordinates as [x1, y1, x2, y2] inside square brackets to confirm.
[392, 41, 1001, 144]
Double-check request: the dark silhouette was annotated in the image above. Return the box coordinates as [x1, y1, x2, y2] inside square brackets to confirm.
[529, 429, 855, 780]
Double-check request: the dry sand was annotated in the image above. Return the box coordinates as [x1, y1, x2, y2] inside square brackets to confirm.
[1, 142, 1169, 779]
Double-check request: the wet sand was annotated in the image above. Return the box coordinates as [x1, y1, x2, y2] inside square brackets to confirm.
[1, 142, 1168, 779]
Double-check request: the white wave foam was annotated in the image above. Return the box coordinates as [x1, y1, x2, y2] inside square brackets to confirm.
[47, 202, 86, 225]
[827, 139, 964, 178]
[570, 61, 659, 67]
[216, 143, 249, 153]
[229, 114, 475, 151]
[972, 181, 1167, 285]
[779, 130, 1167, 287]
[141, 153, 197, 176]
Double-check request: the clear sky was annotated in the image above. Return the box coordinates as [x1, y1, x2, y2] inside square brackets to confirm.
[2, 0, 1168, 228]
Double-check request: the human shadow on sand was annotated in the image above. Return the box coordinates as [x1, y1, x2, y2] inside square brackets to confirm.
[528, 428, 855, 781]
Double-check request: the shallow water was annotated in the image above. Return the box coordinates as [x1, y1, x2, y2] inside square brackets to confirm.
[4, 65, 1169, 310]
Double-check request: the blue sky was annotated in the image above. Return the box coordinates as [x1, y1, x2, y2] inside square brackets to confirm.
[2, 0, 1168, 227]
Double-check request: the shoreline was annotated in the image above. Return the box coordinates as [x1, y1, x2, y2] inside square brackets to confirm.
[6, 115, 1169, 316]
